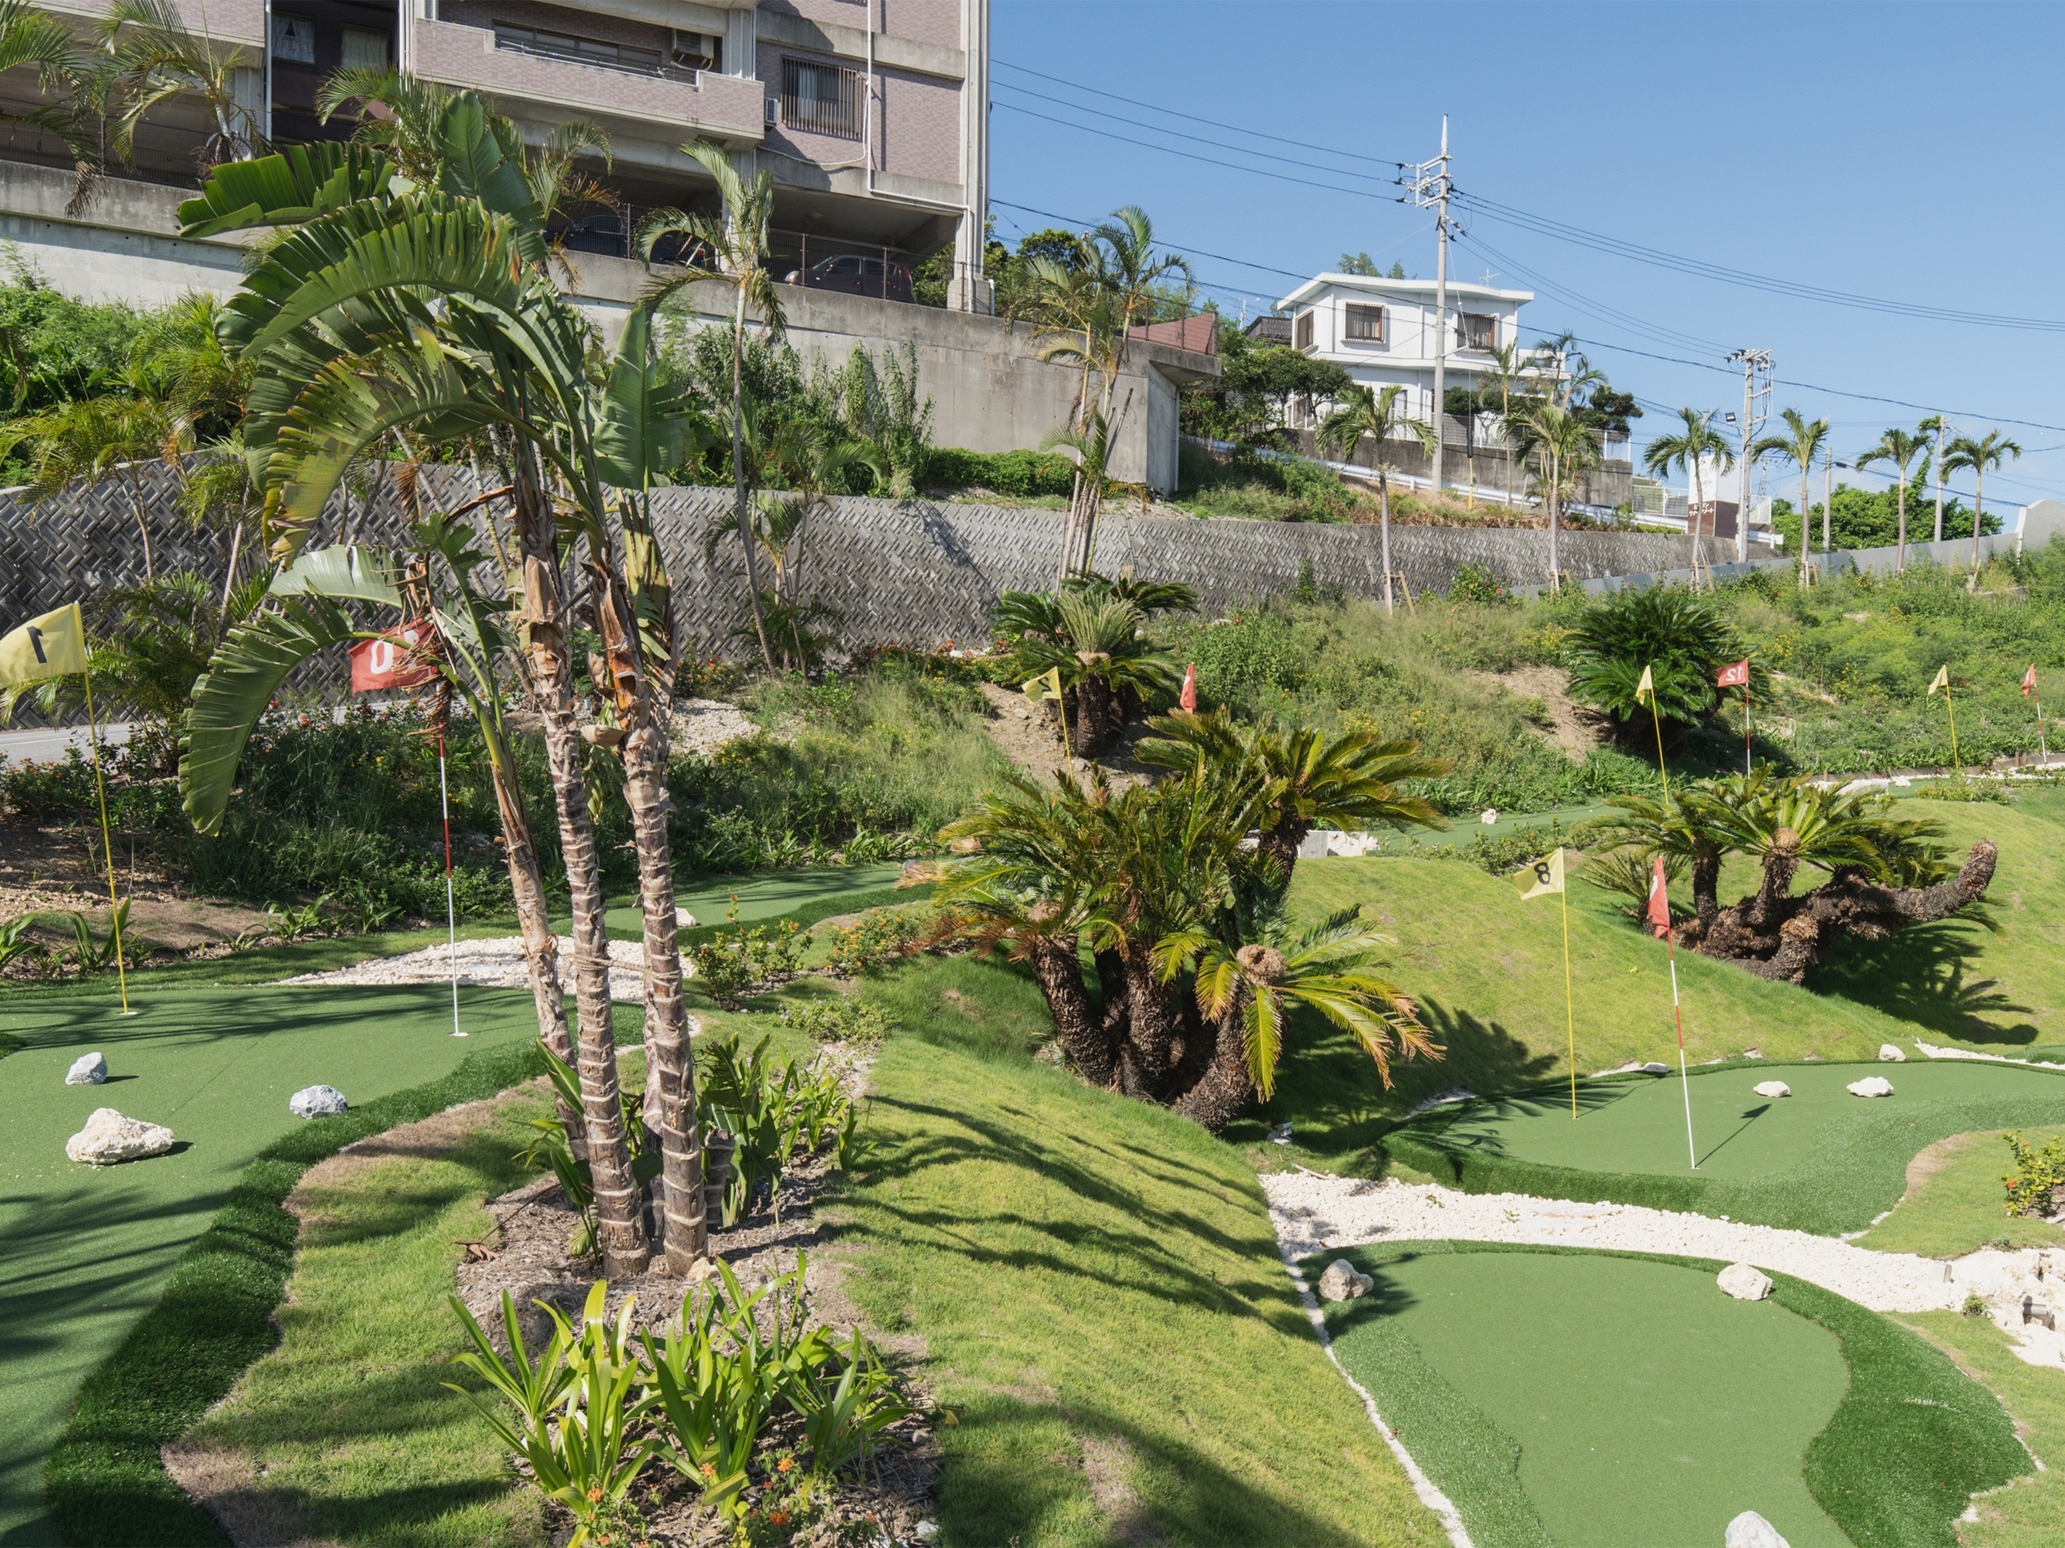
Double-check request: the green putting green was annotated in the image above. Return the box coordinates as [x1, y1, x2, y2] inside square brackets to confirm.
[1387, 1059, 2065, 1235]
[0, 983, 540, 1546]
[1325, 1247, 1852, 1548]
[594, 862, 911, 940]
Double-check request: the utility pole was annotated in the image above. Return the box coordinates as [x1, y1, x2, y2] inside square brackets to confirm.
[1928, 416, 1947, 543]
[1823, 445, 1834, 559]
[1728, 347, 1773, 563]
[1407, 117, 1453, 498]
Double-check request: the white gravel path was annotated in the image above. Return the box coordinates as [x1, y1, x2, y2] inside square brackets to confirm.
[1263, 1171, 2065, 1368]
[279, 935, 660, 1003]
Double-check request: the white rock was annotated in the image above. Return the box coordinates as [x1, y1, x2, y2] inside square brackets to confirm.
[1725, 1510, 1791, 1548]
[289, 1084, 348, 1119]
[1642, 1062, 1669, 1076]
[914, 1524, 939, 1541]
[1848, 1076, 1895, 1098]
[66, 1108, 176, 1166]
[65, 1052, 107, 1086]
[1718, 1262, 1774, 1301]
[1878, 1044, 1908, 1063]
[675, 907, 698, 928]
[1480, 808, 1499, 825]
[1267, 1121, 1293, 1145]
[1317, 1258, 1374, 1302]
[1753, 1080, 1792, 1099]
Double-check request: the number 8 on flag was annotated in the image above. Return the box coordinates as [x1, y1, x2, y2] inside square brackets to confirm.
[1516, 848, 1567, 900]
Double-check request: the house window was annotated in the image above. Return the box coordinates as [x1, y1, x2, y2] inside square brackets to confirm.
[271, 13, 315, 64]
[1293, 310, 1315, 351]
[493, 23, 662, 74]
[672, 30, 720, 72]
[1344, 303, 1385, 343]
[1459, 312, 1498, 350]
[340, 27, 388, 70]
[782, 59, 861, 138]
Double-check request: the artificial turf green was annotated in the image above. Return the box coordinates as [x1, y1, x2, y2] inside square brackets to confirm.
[1383, 1059, 2065, 1236]
[599, 862, 913, 941]
[0, 983, 556, 1545]
[1322, 1242, 2029, 1548]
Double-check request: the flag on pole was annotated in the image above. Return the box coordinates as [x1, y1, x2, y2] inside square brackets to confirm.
[1645, 854, 1671, 939]
[1178, 663, 1197, 713]
[0, 602, 88, 687]
[1928, 665, 1950, 695]
[1022, 666, 1064, 704]
[348, 620, 440, 692]
[1716, 660, 1749, 688]
[2024, 664, 2039, 698]
[1518, 848, 1580, 1118]
[1634, 663, 1655, 702]
[1516, 847, 1567, 900]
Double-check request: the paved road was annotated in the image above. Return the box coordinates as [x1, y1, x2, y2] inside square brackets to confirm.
[0, 723, 133, 763]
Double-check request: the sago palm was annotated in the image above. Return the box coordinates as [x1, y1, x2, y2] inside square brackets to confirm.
[1008, 592, 1179, 756]
[1316, 383, 1435, 613]
[1854, 425, 1930, 572]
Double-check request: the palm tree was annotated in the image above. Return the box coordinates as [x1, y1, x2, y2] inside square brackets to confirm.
[1944, 430, 2022, 579]
[181, 112, 712, 1274]
[97, 0, 260, 171]
[1316, 383, 1435, 613]
[637, 141, 786, 671]
[1511, 396, 1599, 589]
[1919, 415, 1947, 542]
[1643, 407, 1735, 574]
[0, 0, 99, 206]
[1751, 408, 1829, 586]
[1480, 338, 1531, 510]
[1853, 425, 1930, 573]
[1000, 591, 1180, 756]
[316, 67, 459, 180]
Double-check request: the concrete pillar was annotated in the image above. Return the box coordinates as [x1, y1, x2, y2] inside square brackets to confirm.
[946, 0, 991, 314]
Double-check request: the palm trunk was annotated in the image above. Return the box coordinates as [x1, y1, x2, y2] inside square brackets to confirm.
[1028, 935, 1116, 1087]
[126, 473, 155, 581]
[730, 289, 776, 671]
[1799, 469, 1811, 586]
[1117, 941, 1181, 1097]
[1170, 1002, 1254, 1132]
[515, 491, 649, 1276]
[1547, 452, 1561, 590]
[220, 518, 243, 610]
[1895, 478, 1907, 574]
[1378, 472, 1394, 614]
[1970, 471, 1985, 585]
[1256, 822, 1305, 884]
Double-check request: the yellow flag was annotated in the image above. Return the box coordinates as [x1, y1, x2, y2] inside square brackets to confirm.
[1022, 666, 1064, 704]
[1516, 848, 1567, 900]
[0, 603, 88, 688]
[1927, 665, 1950, 696]
[1634, 663, 1655, 702]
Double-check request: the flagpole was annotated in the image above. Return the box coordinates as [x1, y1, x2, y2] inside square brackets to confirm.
[1946, 684, 1962, 776]
[1560, 882, 1577, 1120]
[438, 731, 464, 1037]
[1649, 696, 1670, 802]
[80, 663, 132, 1016]
[1667, 925, 1695, 1169]
[1743, 682, 1752, 776]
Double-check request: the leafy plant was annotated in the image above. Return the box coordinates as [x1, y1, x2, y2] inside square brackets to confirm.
[1582, 846, 1684, 918]
[1446, 562, 1514, 607]
[60, 900, 133, 973]
[0, 914, 44, 974]
[791, 1325, 912, 1476]
[1916, 777, 2011, 805]
[821, 908, 918, 977]
[521, 1044, 663, 1256]
[1564, 585, 1751, 740]
[685, 903, 802, 1011]
[2003, 1131, 2065, 1218]
[780, 996, 893, 1048]
[696, 1033, 855, 1224]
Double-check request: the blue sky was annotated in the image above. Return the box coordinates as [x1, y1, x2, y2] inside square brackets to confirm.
[990, 0, 2065, 512]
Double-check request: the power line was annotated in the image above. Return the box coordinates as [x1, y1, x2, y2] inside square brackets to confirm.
[993, 57, 1407, 170]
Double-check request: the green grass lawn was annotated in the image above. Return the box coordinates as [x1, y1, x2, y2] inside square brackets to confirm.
[1323, 1242, 2029, 1548]
[1382, 1060, 2065, 1236]
[836, 954, 1447, 1547]
[169, 1086, 554, 1547]
[1856, 1123, 2065, 1257]
[0, 983, 546, 1546]
[596, 861, 914, 941]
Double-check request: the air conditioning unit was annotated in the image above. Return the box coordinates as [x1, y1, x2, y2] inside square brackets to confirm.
[764, 96, 779, 126]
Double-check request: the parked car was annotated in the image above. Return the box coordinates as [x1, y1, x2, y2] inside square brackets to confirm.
[784, 253, 914, 303]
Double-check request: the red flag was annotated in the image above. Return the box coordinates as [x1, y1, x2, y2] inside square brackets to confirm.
[1179, 663, 1197, 713]
[349, 619, 439, 692]
[2024, 664, 2040, 698]
[1645, 854, 1672, 939]
[1716, 659, 1749, 688]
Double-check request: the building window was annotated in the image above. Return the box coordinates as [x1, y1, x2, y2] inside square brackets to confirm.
[1344, 303, 1385, 343]
[782, 59, 861, 138]
[1459, 312, 1498, 351]
[493, 23, 662, 75]
[672, 30, 720, 72]
[271, 13, 315, 64]
[340, 27, 388, 70]
[1293, 310, 1315, 351]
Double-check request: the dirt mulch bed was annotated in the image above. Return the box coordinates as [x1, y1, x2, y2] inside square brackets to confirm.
[0, 819, 271, 951]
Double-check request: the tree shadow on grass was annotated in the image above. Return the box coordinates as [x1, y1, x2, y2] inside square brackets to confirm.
[1229, 998, 1560, 1167]
[1813, 919, 2037, 1044]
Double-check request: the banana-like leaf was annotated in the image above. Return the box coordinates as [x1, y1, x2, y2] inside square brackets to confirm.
[182, 595, 367, 836]
[433, 94, 548, 266]
[270, 544, 404, 605]
[177, 143, 398, 239]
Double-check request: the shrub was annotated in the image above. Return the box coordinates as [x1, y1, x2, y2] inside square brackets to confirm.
[822, 907, 919, 976]
[1564, 585, 1751, 738]
[2, 748, 100, 822]
[2002, 1130, 2065, 1218]
[697, 1033, 856, 1224]
[1916, 778, 2011, 804]
[781, 995, 894, 1048]
[922, 446, 1077, 499]
[685, 906, 803, 1010]
[1446, 562, 1515, 606]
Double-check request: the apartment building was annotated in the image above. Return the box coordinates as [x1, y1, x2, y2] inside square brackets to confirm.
[7, 0, 992, 309]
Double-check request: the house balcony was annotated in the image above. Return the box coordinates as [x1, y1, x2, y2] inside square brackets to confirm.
[41, 0, 265, 47]
[411, 19, 766, 144]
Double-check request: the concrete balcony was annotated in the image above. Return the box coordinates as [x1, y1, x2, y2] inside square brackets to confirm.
[412, 19, 765, 144]
[41, 0, 265, 47]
